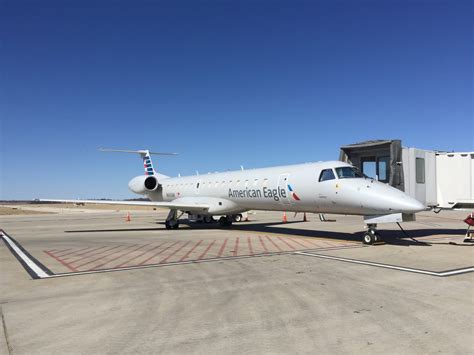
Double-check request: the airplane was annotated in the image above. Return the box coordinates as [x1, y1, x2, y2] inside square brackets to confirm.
[43, 149, 426, 245]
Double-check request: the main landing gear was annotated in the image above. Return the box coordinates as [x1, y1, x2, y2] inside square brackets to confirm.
[218, 215, 233, 227]
[363, 224, 382, 245]
[165, 209, 180, 230]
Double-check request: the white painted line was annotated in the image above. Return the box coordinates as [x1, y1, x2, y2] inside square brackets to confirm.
[438, 268, 474, 277]
[295, 251, 474, 277]
[1, 233, 51, 279]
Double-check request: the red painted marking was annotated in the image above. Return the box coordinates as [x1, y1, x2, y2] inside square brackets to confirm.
[64, 245, 112, 260]
[51, 248, 76, 257]
[297, 238, 321, 247]
[265, 236, 283, 252]
[67, 245, 125, 264]
[159, 241, 191, 264]
[179, 240, 203, 261]
[91, 244, 151, 270]
[138, 241, 180, 265]
[44, 250, 78, 272]
[288, 237, 311, 249]
[231, 237, 240, 256]
[197, 240, 216, 260]
[247, 237, 254, 255]
[277, 237, 296, 250]
[114, 241, 169, 268]
[258, 235, 269, 253]
[59, 246, 104, 258]
[217, 239, 228, 258]
[75, 244, 139, 268]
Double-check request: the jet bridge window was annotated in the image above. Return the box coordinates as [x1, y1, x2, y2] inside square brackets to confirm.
[319, 169, 336, 182]
[416, 158, 425, 184]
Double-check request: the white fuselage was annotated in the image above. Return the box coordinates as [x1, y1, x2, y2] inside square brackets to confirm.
[142, 161, 424, 216]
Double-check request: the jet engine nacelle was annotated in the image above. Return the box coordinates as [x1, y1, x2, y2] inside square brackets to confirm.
[128, 175, 159, 195]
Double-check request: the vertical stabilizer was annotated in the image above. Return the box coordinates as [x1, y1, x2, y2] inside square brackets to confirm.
[142, 151, 155, 176]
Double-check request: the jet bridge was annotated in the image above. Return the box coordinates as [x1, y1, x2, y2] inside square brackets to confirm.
[339, 140, 474, 209]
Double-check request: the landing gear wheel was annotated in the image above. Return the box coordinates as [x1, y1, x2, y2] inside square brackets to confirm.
[363, 232, 375, 245]
[165, 209, 180, 230]
[374, 232, 382, 243]
[218, 216, 233, 227]
[165, 220, 179, 230]
[233, 214, 242, 222]
[204, 216, 214, 224]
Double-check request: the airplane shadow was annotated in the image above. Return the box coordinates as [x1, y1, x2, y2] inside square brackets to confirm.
[64, 221, 469, 247]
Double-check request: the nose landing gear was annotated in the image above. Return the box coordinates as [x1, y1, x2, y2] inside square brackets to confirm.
[363, 224, 382, 245]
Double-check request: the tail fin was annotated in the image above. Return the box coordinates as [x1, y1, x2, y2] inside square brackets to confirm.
[99, 148, 177, 178]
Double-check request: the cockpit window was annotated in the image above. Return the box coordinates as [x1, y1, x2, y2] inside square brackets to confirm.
[335, 167, 365, 179]
[319, 169, 336, 182]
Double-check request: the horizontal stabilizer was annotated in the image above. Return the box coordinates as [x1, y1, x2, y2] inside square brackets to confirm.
[99, 148, 176, 178]
[99, 148, 178, 156]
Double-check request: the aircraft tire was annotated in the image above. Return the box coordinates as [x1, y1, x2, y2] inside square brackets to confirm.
[362, 232, 375, 245]
[218, 216, 228, 227]
[165, 221, 172, 230]
[219, 216, 232, 227]
[172, 222, 179, 229]
[374, 232, 382, 242]
[204, 216, 214, 223]
[233, 214, 242, 222]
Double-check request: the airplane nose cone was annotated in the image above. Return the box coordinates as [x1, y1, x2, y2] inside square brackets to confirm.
[401, 197, 425, 213]
[363, 182, 426, 214]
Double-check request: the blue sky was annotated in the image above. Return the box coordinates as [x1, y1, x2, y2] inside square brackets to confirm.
[1, 0, 472, 199]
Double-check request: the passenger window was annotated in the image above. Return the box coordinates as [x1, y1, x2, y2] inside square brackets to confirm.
[319, 169, 336, 182]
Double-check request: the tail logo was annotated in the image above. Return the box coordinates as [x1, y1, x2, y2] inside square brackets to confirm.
[143, 156, 154, 175]
[287, 184, 301, 201]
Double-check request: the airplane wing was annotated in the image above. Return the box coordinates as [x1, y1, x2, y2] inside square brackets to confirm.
[39, 199, 209, 212]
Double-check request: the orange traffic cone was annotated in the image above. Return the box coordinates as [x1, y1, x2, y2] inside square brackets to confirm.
[126, 212, 131, 222]
[303, 212, 307, 222]
[283, 212, 287, 223]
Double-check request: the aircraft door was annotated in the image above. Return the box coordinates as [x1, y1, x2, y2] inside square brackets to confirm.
[278, 174, 292, 205]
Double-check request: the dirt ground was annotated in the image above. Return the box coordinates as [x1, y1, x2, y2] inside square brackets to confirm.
[0, 203, 160, 215]
[0, 206, 53, 215]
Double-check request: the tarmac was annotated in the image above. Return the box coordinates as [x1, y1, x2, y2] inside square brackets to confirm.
[1, 208, 473, 354]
